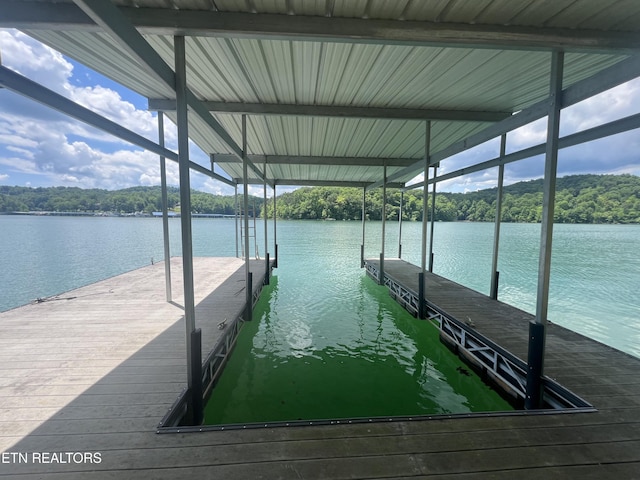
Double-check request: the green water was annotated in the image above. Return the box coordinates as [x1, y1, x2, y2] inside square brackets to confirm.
[204, 251, 512, 425]
[3, 216, 638, 423]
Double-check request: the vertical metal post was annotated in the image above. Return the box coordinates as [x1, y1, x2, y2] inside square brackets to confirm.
[242, 114, 252, 321]
[361, 187, 366, 268]
[418, 271, 425, 319]
[398, 191, 403, 258]
[526, 51, 564, 410]
[428, 164, 437, 273]
[158, 111, 172, 303]
[379, 163, 386, 285]
[190, 328, 203, 425]
[420, 122, 431, 318]
[491, 134, 507, 300]
[421, 122, 431, 274]
[175, 36, 200, 424]
[263, 161, 269, 285]
[273, 184, 278, 268]
[234, 183, 239, 258]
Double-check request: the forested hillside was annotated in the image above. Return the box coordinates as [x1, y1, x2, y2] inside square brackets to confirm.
[0, 186, 264, 216]
[1, 174, 639, 223]
[265, 174, 640, 224]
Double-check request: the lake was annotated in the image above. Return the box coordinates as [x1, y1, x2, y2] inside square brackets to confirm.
[1, 215, 639, 363]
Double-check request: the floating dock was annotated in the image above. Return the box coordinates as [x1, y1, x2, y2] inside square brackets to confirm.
[1, 257, 639, 478]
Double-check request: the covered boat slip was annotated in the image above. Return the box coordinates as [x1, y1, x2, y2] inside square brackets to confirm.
[1, 0, 640, 477]
[0, 259, 639, 477]
[0, 254, 639, 478]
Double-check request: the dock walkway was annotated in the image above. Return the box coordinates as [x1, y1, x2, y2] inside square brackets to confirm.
[1, 257, 639, 478]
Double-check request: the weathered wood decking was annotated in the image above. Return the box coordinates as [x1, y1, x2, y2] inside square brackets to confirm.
[1, 257, 639, 478]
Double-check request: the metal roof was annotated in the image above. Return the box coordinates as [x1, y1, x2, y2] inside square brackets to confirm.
[4, 0, 640, 187]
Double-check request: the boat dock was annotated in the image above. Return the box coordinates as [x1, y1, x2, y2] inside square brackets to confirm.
[2, 1, 640, 477]
[1, 257, 639, 478]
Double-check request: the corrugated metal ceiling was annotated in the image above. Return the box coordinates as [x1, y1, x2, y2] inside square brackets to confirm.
[15, 0, 640, 186]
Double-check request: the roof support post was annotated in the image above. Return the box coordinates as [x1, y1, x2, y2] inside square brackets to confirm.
[379, 162, 387, 285]
[234, 184, 240, 258]
[421, 122, 431, 274]
[157, 111, 172, 303]
[361, 187, 366, 268]
[526, 51, 564, 410]
[428, 164, 437, 273]
[175, 36, 201, 425]
[490, 134, 507, 300]
[398, 191, 403, 259]
[273, 185, 278, 268]
[419, 121, 431, 319]
[242, 114, 252, 321]
[263, 161, 269, 285]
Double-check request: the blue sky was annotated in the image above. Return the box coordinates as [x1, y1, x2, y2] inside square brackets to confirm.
[1, 29, 639, 196]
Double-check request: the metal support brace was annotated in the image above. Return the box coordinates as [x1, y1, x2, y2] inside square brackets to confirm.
[158, 111, 172, 303]
[175, 36, 197, 414]
[273, 185, 278, 268]
[361, 187, 366, 268]
[242, 114, 252, 320]
[188, 328, 203, 425]
[491, 134, 507, 300]
[526, 51, 564, 410]
[379, 163, 387, 285]
[525, 322, 545, 408]
[418, 272, 425, 319]
[234, 184, 239, 258]
[491, 271, 500, 301]
[245, 272, 253, 321]
[264, 253, 270, 286]
[398, 191, 403, 258]
[429, 165, 437, 272]
[263, 161, 268, 277]
[421, 122, 431, 275]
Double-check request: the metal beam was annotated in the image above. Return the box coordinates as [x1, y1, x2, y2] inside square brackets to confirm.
[149, 99, 510, 122]
[241, 114, 252, 321]
[372, 53, 640, 190]
[405, 111, 640, 190]
[527, 51, 564, 411]
[158, 111, 172, 304]
[8, 2, 640, 53]
[380, 162, 387, 285]
[421, 122, 430, 274]
[0, 65, 231, 185]
[70, 0, 267, 184]
[265, 179, 404, 188]
[490, 134, 506, 301]
[175, 35, 201, 424]
[428, 164, 436, 273]
[214, 154, 416, 167]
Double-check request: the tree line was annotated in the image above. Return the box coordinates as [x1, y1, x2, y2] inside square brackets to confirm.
[1, 174, 639, 223]
[265, 174, 640, 224]
[0, 185, 264, 216]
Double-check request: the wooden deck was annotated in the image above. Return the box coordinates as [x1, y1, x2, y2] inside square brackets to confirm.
[1, 257, 639, 478]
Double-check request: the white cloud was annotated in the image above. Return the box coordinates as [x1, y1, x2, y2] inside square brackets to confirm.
[70, 84, 157, 140]
[0, 30, 72, 94]
[0, 30, 173, 190]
